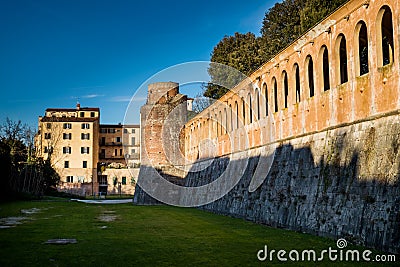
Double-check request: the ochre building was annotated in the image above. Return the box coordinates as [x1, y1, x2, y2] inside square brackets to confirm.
[35, 104, 140, 196]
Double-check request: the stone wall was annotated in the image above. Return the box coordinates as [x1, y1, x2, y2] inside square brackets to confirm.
[133, 0, 400, 254]
[182, 112, 400, 254]
[184, 0, 400, 161]
[140, 82, 187, 170]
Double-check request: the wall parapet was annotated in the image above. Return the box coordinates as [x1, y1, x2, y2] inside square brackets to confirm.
[184, 0, 400, 161]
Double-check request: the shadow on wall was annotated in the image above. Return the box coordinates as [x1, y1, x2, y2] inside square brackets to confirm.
[134, 129, 400, 254]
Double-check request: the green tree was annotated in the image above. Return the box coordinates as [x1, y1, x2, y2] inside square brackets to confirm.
[300, 0, 348, 33]
[205, 32, 264, 99]
[0, 139, 12, 199]
[260, 0, 304, 62]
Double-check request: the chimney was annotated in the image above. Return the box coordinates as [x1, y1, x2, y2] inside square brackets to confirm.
[76, 102, 81, 110]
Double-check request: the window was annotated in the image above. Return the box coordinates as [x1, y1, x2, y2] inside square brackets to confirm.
[131, 137, 136, 145]
[283, 71, 289, 108]
[62, 147, 71, 154]
[219, 111, 223, 135]
[357, 21, 369, 75]
[116, 137, 121, 143]
[46, 123, 51, 129]
[132, 129, 135, 133]
[63, 133, 72, 140]
[63, 123, 72, 129]
[115, 149, 118, 156]
[131, 148, 136, 154]
[44, 133, 51, 139]
[66, 176, 73, 183]
[98, 175, 107, 185]
[122, 177, 126, 185]
[64, 161, 69, 168]
[224, 108, 227, 132]
[247, 94, 252, 124]
[81, 133, 90, 140]
[100, 128, 107, 133]
[81, 123, 90, 129]
[90, 112, 95, 118]
[273, 78, 278, 112]
[83, 161, 87, 168]
[80, 112, 84, 118]
[379, 6, 394, 66]
[242, 99, 246, 124]
[108, 128, 116, 133]
[263, 83, 268, 116]
[120, 149, 123, 156]
[235, 101, 239, 129]
[229, 104, 233, 132]
[294, 64, 301, 102]
[81, 147, 90, 154]
[306, 55, 315, 97]
[44, 146, 52, 153]
[255, 90, 260, 120]
[123, 129, 128, 134]
[337, 34, 348, 84]
[319, 45, 330, 91]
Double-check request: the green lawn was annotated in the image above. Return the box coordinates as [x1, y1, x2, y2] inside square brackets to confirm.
[0, 200, 395, 266]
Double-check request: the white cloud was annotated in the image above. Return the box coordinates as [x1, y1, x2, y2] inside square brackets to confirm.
[82, 94, 105, 99]
[70, 94, 105, 100]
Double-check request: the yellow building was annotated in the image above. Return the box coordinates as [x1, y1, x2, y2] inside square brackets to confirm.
[36, 104, 139, 196]
[98, 124, 140, 195]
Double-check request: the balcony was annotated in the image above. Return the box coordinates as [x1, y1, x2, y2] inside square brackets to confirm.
[99, 154, 125, 160]
[99, 141, 122, 146]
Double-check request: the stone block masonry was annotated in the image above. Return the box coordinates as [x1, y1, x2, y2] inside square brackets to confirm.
[184, 112, 400, 254]
[135, 82, 188, 204]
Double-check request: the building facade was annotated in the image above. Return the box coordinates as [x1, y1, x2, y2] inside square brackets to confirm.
[36, 104, 140, 196]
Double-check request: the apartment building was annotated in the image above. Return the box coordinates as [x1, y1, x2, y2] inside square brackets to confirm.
[36, 104, 140, 196]
[97, 124, 140, 195]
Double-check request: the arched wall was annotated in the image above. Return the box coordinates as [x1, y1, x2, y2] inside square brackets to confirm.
[185, 0, 400, 159]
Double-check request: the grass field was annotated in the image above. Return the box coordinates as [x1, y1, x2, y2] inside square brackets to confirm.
[0, 199, 396, 266]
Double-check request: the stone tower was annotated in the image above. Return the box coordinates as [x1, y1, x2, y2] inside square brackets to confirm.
[134, 82, 188, 204]
[140, 82, 187, 169]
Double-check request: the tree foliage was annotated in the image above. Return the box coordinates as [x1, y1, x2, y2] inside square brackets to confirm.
[205, 32, 264, 99]
[260, 0, 304, 62]
[299, 0, 348, 33]
[204, 0, 349, 99]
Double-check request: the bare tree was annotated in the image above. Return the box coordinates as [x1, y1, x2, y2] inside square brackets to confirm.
[0, 118, 60, 197]
[192, 93, 215, 114]
[37, 118, 64, 165]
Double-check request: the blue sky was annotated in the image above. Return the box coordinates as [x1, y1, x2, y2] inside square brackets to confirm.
[0, 0, 278, 127]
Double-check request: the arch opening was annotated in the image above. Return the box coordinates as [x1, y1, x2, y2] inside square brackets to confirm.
[273, 78, 278, 112]
[358, 21, 369, 75]
[283, 71, 289, 108]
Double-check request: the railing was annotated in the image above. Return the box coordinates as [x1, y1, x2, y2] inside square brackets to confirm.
[99, 142, 122, 146]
